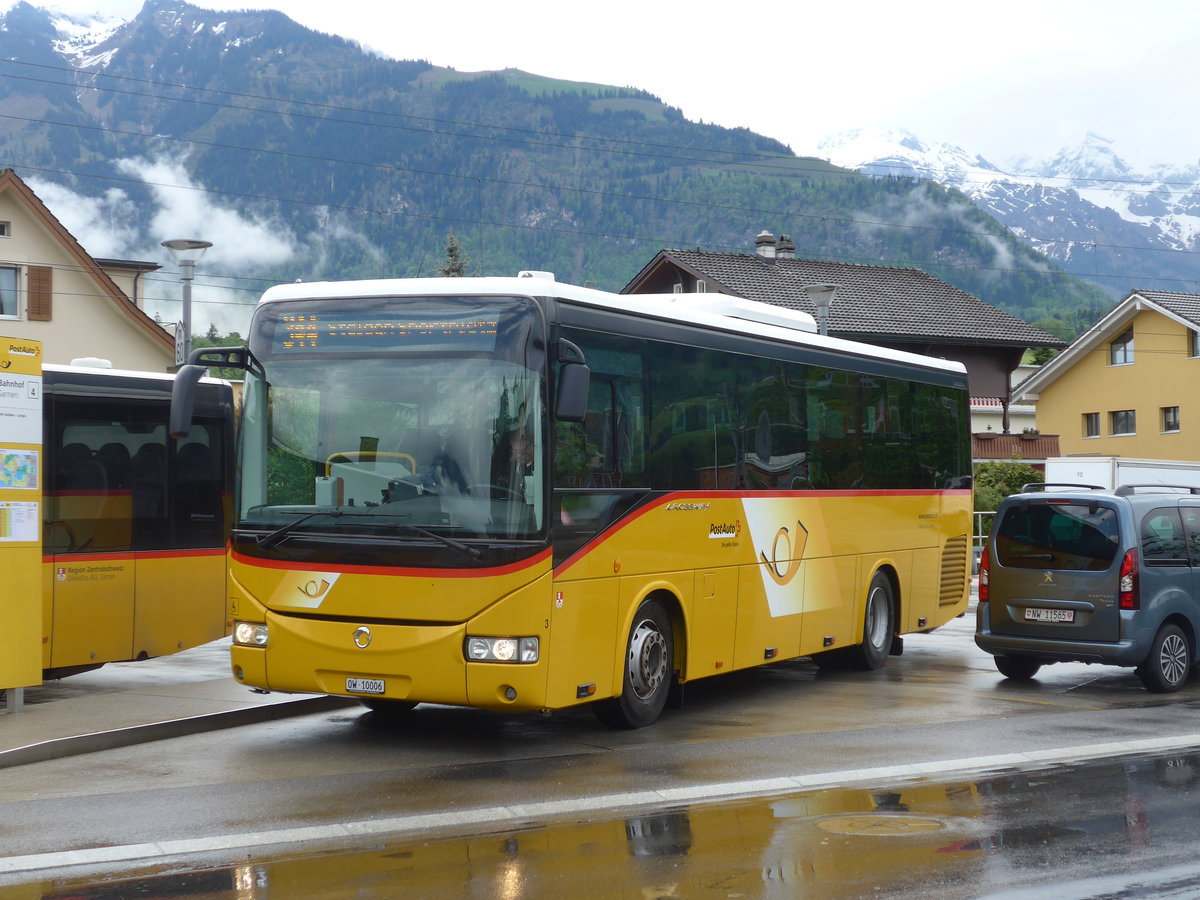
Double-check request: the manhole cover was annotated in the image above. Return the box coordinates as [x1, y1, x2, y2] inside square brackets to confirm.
[815, 815, 945, 836]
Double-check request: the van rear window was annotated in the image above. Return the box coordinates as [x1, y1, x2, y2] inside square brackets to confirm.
[995, 502, 1119, 571]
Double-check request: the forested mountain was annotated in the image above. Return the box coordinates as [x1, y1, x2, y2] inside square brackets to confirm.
[0, 0, 1111, 330]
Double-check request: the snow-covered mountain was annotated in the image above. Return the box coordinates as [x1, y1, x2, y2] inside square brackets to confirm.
[817, 128, 1200, 297]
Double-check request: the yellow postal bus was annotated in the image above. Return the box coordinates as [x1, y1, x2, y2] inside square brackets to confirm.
[42, 363, 233, 677]
[177, 273, 971, 727]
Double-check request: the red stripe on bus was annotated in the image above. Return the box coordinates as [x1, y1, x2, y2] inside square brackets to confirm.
[41, 548, 225, 563]
[552, 488, 969, 577]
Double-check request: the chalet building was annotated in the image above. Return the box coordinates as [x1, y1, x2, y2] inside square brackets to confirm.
[0, 169, 174, 370]
[1015, 289, 1200, 461]
[623, 231, 1065, 444]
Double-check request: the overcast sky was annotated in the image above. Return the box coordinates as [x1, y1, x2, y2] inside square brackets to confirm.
[6, 0, 1200, 171]
[4, 0, 1198, 332]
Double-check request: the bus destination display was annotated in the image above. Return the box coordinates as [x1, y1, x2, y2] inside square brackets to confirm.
[273, 312, 500, 354]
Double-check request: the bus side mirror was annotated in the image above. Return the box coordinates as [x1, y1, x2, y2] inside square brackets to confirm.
[169, 364, 208, 439]
[555, 362, 590, 423]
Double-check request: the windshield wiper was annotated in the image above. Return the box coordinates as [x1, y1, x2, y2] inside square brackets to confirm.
[252, 510, 482, 559]
[256, 510, 346, 552]
[381, 521, 483, 560]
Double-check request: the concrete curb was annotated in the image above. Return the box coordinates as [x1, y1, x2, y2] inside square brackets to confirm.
[0, 696, 356, 770]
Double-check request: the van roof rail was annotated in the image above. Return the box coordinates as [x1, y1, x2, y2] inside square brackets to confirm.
[1021, 482, 1106, 493]
[1114, 484, 1200, 496]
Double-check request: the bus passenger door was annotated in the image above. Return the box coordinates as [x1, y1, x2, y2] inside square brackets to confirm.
[45, 435, 136, 670]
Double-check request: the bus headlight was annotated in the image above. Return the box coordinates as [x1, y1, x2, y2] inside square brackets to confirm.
[233, 621, 269, 647]
[465, 636, 538, 663]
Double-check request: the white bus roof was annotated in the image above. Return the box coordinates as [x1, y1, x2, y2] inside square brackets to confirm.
[257, 271, 967, 376]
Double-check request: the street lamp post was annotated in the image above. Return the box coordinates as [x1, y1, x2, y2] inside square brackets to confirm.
[161, 239, 212, 366]
[805, 283, 838, 337]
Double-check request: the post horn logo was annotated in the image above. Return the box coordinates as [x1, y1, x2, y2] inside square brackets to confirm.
[299, 579, 333, 601]
[760, 520, 807, 586]
[353, 626, 372, 649]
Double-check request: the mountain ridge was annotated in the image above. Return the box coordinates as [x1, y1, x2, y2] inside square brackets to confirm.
[818, 127, 1200, 300]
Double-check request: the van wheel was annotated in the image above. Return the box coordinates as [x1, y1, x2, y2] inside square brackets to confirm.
[1137, 624, 1191, 693]
[994, 654, 1042, 680]
[593, 598, 674, 729]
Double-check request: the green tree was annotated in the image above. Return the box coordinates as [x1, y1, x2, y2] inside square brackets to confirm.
[974, 461, 1043, 512]
[435, 233, 469, 277]
[190, 330, 246, 380]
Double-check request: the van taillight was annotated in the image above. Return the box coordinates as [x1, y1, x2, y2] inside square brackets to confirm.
[1119, 548, 1139, 610]
[978, 548, 989, 603]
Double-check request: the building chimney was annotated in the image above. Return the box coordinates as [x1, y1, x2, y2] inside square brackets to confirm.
[754, 230, 776, 259]
[776, 234, 796, 259]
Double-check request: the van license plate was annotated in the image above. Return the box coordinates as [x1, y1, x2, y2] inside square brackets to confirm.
[346, 678, 386, 695]
[1025, 608, 1074, 623]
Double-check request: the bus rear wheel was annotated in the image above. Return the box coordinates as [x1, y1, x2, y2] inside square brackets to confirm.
[593, 598, 675, 729]
[813, 571, 894, 671]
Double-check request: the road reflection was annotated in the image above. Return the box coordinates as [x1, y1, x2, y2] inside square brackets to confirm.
[12, 750, 1200, 900]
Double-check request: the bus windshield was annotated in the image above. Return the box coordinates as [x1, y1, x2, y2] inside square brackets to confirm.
[239, 295, 546, 545]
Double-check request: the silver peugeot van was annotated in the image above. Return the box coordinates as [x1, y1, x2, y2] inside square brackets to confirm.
[976, 483, 1200, 692]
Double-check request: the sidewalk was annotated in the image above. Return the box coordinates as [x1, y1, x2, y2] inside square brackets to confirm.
[0, 638, 351, 769]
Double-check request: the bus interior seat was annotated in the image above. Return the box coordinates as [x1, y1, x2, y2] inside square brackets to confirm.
[131, 443, 166, 519]
[64, 459, 107, 492]
[442, 428, 489, 493]
[58, 442, 93, 481]
[96, 442, 132, 489]
[176, 442, 215, 481]
[399, 431, 444, 472]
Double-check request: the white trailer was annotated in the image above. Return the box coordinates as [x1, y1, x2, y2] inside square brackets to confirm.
[1043, 456, 1200, 491]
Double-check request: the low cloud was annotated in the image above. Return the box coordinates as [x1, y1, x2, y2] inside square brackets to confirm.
[29, 154, 307, 335]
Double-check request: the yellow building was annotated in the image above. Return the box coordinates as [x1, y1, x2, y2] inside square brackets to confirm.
[1015, 290, 1200, 460]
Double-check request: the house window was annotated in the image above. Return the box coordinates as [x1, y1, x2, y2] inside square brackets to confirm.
[0, 222, 9, 238]
[1190, 330, 1200, 358]
[1163, 406, 1181, 433]
[0, 266, 18, 318]
[1110, 409, 1136, 436]
[1083, 412, 1100, 438]
[696, 280, 707, 293]
[1109, 328, 1134, 365]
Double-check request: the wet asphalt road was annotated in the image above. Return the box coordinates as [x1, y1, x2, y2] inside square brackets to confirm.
[3, 603, 1200, 894]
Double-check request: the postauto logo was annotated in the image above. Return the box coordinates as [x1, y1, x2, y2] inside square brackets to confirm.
[709, 520, 742, 540]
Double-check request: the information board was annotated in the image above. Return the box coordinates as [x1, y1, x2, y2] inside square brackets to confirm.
[0, 336, 42, 693]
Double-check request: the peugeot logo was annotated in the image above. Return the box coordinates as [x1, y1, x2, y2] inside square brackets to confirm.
[353, 626, 372, 649]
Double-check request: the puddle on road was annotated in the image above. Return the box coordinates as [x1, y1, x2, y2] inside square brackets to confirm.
[10, 749, 1200, 900]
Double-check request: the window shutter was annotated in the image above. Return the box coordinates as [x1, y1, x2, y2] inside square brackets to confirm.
[28, 265, 52, 321]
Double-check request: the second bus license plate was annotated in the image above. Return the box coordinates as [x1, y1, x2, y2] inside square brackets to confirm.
[346, 677, 386, 694]
[1025, 607, 1074, 623]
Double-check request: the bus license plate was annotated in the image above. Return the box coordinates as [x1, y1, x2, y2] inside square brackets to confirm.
[346, 677, 386, 695]
[1025, 607, 1074, 623]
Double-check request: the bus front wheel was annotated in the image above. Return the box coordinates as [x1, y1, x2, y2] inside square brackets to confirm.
[593, 598, 675, 729]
